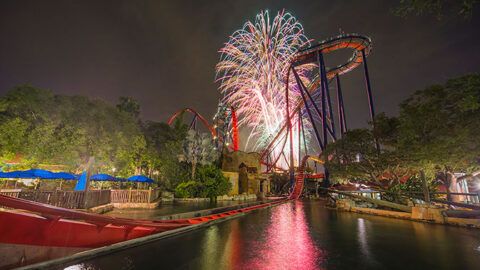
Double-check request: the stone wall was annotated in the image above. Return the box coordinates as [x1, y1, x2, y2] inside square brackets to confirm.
[222, 151, 261, 173]
[217, 194, 257, 201]
[221, 150, 268, 196]
[223, 171, 239, 195]
[336, 199, 480, 229]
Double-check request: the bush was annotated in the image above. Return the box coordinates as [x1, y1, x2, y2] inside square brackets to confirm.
[196, 164, 232, 201]
[174, 181, 201, 198]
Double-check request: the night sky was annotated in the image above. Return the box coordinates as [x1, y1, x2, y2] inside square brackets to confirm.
[1, 0, 479, 135]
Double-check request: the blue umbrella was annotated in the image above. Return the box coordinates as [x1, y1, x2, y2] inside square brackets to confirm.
[127, 175, 154, 183]
[90, 174, 117, 181]
[22, 169, 56, 179]
[0, 171, 20, 178]
[90, 174, 125, 182]
[53, 172, 76, 180]
[0, 169, 56, 179]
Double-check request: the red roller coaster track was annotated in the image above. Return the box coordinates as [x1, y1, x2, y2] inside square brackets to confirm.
[168, 107, 240, 151]
[168, 108, 217, 136]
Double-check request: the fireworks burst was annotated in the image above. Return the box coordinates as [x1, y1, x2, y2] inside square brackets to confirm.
[216, 10, 315, 168]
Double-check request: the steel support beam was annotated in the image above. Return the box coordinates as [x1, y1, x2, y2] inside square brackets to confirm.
[292, 67, 324, 151]
[336, 75, 347, 135]
[318, 51, 336, 142]
[361, 49, 380, 150]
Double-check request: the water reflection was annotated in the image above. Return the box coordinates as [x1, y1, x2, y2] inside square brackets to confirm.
[242, 201, 325, 269]
[57, 200, 480, 270]
[357, 218, 369, 257]
[356, 218, 380, 267]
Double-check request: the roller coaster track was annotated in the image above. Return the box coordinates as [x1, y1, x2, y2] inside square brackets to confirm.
[168, 107, 239, 151]
[261, 34, 372, 171]
[168, 108, 217, 136]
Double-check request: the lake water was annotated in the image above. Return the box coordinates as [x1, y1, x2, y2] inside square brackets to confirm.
[103, 200, 252, 219]
[64, 200, 480, 269]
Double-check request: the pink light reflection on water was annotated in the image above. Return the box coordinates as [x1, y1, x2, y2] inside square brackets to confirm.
[240, 201, 326, 270]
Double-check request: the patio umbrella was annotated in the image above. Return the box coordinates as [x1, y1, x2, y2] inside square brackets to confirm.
[22, 169, 56, 179]
[127, 175, 154, 183]
[90, 174, 117, 181]
[0, 171, 20, 178]
[90, 174, 126, 183]
[0, 169, 56, 179]
[53, 172, 76, 180]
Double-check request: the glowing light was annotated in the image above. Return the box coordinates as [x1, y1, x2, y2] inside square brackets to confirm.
[216, 10, 315, 168]
[241, 201, 325, 268]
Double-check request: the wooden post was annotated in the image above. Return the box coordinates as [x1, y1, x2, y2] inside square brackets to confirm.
[128, 188, 132, 203]
[148, 187, 152, 203]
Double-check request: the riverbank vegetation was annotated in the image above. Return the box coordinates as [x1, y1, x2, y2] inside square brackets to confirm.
[324, 73, 480, 203]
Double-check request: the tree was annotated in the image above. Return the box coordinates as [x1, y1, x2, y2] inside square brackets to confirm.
[183, 130, 219, 180]
[397, 73, 480, 201]
[141, 115, 189, 189]
[323, 129, 411, 193]
[116, 96, 141, 122]
[394, 0, 478, 19]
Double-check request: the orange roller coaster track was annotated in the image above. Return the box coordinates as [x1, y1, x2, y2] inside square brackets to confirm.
[168, 107, 239, 151]
[168, 108, 217, 137]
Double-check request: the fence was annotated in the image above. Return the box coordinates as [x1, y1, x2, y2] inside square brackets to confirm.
[1, 188, 160, 208]
[110, 188, 160, 204]
[1, 189, 111, 209]
[0, 189, 21, 198]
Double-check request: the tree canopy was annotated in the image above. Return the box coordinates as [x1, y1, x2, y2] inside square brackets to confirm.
[0, 85, 144, 176]
[324, 73, 480, 201]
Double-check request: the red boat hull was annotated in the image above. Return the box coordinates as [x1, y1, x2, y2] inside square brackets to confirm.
[0, 210, 171, 248]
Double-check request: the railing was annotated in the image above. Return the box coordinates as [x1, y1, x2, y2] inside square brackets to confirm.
[1, 188, 162, 208]
[111, 188, 160, 204]
[0, 189, 21, 198]
[0, 190, 111, 209]
[86, 190, 111, 209]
